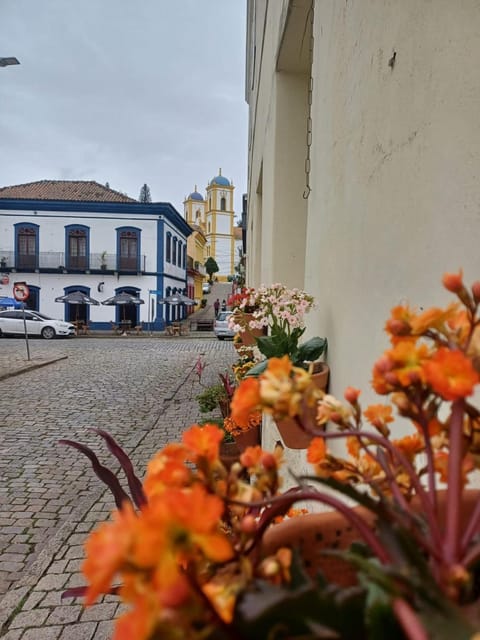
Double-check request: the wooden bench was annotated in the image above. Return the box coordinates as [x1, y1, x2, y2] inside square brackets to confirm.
[195, 319, 214, 331]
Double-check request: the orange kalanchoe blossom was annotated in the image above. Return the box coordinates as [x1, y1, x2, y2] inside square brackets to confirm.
[409, 303, 459, 337]
[371, 341, 430, 394]
[83, 501, 138, 606]
[384, 304, 416, 343]
[143, 443, 191, 498]
[182, 422, 223, 464]
[424, 347, 480, 401]
[230, 355, 318, 428]
[363, 404, 394, 436]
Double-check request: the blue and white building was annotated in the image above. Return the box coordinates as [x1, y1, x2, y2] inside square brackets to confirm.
[0, 181, 192, 330]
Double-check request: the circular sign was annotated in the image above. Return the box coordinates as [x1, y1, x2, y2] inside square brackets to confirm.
[13, 282, 30, 302]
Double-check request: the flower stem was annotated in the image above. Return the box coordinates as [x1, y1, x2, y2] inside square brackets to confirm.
[392, 598, 428, 640]
[444, 399, 465, 564]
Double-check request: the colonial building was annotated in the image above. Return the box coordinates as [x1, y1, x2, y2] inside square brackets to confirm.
[0, 180, 192, 330]
[183, 170, 236, 281]
[246, 0, 480, 405]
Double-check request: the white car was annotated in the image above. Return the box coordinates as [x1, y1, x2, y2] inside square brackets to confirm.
[202, 282, 211, 294]
[0, 310, 76, 339]
[214, 311, 235, 340]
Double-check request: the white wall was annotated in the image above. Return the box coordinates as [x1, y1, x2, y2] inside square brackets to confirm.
[247, 0, 480, 410]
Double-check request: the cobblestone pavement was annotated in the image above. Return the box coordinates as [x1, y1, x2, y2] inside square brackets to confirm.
[0, 336, 236, 638]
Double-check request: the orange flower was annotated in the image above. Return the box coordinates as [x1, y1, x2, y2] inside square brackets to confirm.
[410, 303, 459, 335]
[392, 433, 424, 460]
[182, 423, 223, 463]
[83, 502, 138, 605]
[258, 356, 313, 419]
[143, 444, 191, 498]
[346, 436, 361, 459]
[239, 445, 263, 468]
[363, 404, 394, 436]
[231, 377, 261, 427]
[384, 304, 415, 342]
[372, 341, 430, 394]
[307, 437, 326, 464]
[424, 348, 479, 401]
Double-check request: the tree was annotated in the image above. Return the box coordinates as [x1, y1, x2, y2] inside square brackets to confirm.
[204, 257, 219, 282]
[139, 183, 152, 203]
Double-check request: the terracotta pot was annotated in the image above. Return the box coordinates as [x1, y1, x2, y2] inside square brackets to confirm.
[262, 505, 374, 587]
[234, 423, 261, 452]
[262, 489, 480, 587]
[275, 416, 314, 449]
[219, 440, 241, 470]
[275, 363, 330, 449]
[233, 312, 266, 349]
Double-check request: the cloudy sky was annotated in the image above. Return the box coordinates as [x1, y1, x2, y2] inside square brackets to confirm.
[1, 0, 248, 214]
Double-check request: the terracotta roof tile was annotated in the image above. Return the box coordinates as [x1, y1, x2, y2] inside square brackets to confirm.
[0, 180, 137, 203]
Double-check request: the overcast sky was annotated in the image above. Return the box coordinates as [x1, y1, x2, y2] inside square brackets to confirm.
[1, 0, 248, 214]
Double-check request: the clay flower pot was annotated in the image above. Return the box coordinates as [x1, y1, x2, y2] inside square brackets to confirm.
[219, 440, 241, 470]
[262, 489, 480, 587]
[275, 363, 330, 449]
[234, 423, 261, 452]
[233, 312, 266, 349]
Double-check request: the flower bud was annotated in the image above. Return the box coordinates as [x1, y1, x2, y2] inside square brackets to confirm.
[240, 515, 257, 534]
[344, 387, 361, 404]
[442, 270, 463, 293]
[472, 281, 480, 304]
[261, 452, 277, 469]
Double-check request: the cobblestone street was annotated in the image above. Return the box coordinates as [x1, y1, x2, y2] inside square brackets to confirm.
[0, 336, 236, 638]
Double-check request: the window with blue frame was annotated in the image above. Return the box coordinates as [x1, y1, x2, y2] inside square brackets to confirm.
[66, 225, 89, 270]
[172, 237, 177, 265]
[177, 241, 182, 266]
[183, 244, 186, 269]
[15, 223, 38, 270]
[118, 228, 139, 271]
[166, 232, 171, 262]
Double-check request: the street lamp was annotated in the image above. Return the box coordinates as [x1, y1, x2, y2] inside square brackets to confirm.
[0, 57, 20, 67]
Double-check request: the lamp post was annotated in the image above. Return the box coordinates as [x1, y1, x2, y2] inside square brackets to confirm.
[0, 57, 20, 67]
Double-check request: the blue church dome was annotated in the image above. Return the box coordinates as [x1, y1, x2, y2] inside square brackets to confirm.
[210, 170, 230, 187]
[189, 190, 204, 201]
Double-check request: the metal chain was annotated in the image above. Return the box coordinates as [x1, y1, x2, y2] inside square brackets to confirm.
[303, 1, 315, 199]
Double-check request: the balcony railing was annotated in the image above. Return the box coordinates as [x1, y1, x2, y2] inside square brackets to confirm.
[0, 251, 146, 272]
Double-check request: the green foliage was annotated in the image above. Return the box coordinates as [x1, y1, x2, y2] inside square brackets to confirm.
[248, 335, 328, 377]
[196, 384, 228, 413]
[205, 257, 219, 279]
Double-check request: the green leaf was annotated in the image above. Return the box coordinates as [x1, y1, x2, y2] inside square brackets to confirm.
[296, 337, 328, 365]
[245, 360, 268, 377]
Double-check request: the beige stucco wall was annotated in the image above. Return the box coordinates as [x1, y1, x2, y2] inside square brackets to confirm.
[247, 0, 480, 415]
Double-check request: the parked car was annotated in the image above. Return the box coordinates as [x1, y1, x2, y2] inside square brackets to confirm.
[0, 310, 76, 339]
[202, 282, 211, 294]
[214, 311, 235, 340]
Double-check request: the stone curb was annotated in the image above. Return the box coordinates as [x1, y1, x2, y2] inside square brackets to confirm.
[0, 355, 68, 381]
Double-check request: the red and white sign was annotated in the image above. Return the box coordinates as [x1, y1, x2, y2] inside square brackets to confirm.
[13, 282, 30, 302]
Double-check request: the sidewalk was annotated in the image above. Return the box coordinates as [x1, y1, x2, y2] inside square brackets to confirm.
[0, 352, 68, 381]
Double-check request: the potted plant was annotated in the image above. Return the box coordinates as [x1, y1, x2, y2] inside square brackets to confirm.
[231, 284, 328, 447]
[62, 270, 480, 640]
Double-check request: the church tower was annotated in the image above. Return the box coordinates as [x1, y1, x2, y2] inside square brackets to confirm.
[184, 186, 206, 230]
[205, 169, 235, 281]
